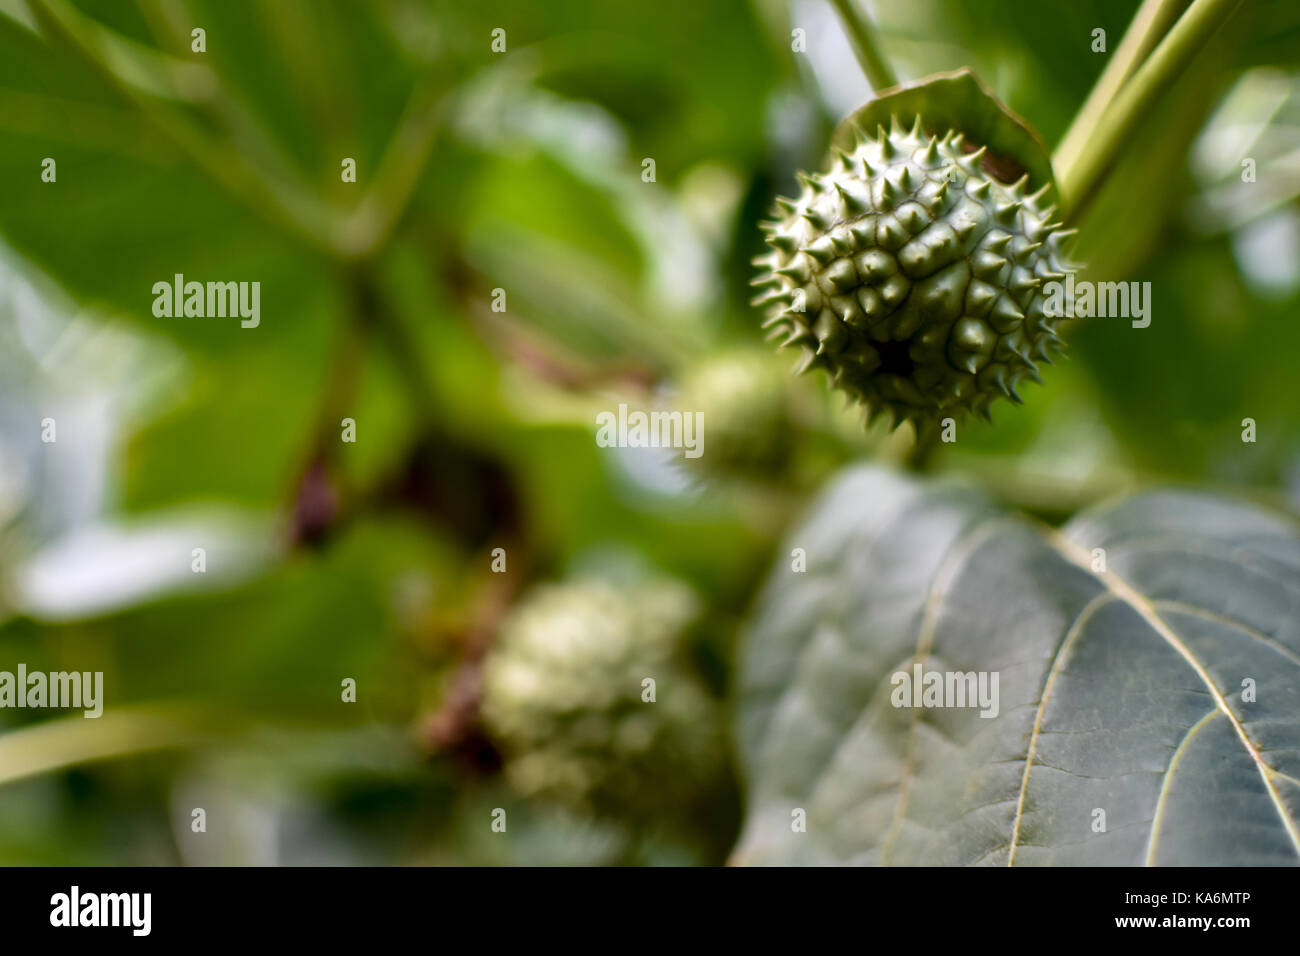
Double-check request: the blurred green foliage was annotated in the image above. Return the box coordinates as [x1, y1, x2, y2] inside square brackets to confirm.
[0, 0, 1297, 864]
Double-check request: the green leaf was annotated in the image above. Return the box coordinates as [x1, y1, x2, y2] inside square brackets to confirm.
[736, 465, 1300, 865]
[831, 69, 1055, 190]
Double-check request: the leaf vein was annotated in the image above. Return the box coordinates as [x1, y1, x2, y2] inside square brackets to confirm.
[1145, 708, 1220, 865]
[1050, 532, 1300, 861]
[1007, 590, 1114, 865]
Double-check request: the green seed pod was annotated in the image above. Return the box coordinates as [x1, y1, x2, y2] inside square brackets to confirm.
[481, 578, 722, 821]
[673, 349, 794, 479]
[752, 115, 1076, 431]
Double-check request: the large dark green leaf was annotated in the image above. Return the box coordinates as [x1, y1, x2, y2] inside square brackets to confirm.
[736, 465, 1300, 865]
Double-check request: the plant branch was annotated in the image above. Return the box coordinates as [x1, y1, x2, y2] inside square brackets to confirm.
[29, 0, 341, 257]
[1054, 0, 1187, 187]
[349, 267, 439, 431]
[1056, 0, 1243, 221]
[135, 0, 334, 208]
[337, 78, 448, 261]
[312, 294, 369, 452]
[0, 705, 224, 788]
[903, 425, 939, 471]
[828, 0, 898, 92]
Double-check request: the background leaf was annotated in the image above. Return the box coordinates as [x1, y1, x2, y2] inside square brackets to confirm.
[0, 0, 1296, 867]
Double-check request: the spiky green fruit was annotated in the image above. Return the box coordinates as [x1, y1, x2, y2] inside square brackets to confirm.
[481, 578, 722, 820]
[752, 116, 1076, 430]
[673, 349, 794, 479]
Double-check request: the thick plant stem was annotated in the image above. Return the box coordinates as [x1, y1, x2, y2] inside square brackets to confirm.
[829, 0, 898, 92]
[1054, 0, 1187, 179]
[350, 267, 439, 431]
[1057, 0, 1243, 221]
[904, 427, 939, 471]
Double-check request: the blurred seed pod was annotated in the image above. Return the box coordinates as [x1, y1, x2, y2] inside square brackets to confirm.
[671, 349, 797, 480]
[481, 577, 724, 822]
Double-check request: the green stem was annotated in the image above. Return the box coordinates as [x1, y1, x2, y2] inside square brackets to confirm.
[311, 284, 370, 453]
[29, 0, 341, 257]
[0, 705, 223, 789]
[351, 267, 439, 431]
[1054, 0, 1187, 180]
[337, 78, 447, 261]
[1056, 0, 1243, 221]
[903, 427, 939, 471]
[828, 0, 898, 92]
